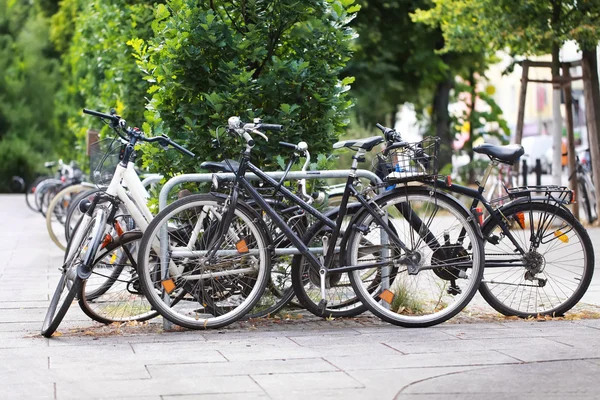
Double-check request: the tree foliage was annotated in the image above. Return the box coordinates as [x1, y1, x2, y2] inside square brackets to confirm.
[0, 0, 61, 190]
[51, 0, 159, 165]
[413, 0, 600, 54]
[131, 0, 357, 176]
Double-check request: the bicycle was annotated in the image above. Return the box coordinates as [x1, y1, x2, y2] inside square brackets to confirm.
[573, 149, 597, 224]
[433, 143, 595, 317]
[41, 108, 194, 337]
[135, 118, 484, 329]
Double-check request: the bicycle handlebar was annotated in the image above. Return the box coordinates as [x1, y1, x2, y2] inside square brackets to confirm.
[83, 108, 120, 122]
[83, 108, 195, 158]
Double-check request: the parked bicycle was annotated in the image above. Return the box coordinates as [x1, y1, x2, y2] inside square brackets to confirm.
[41, 109, 194, 337]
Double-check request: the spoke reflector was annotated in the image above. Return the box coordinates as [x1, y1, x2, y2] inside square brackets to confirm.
[554, 230, 569, 243]
[515, 212, 525, 228]
[161, 279, 176, 294]
[236, 239, 249, 253]
[379, 289, 394, 304]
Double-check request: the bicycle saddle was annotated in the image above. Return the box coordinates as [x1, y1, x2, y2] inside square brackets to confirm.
[473, 143, 524, 164]
[333, 136, 384, 151]
[200, 159, 240, 173]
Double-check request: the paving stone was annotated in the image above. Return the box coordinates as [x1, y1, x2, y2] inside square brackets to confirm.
[56, 375, 263, 399]
[325, 350, 520, 371]
[146, 357, 337, 378]
[251, 371, 363, 395]
[383, 337, 571, 354]
[400, 360, 600, 395]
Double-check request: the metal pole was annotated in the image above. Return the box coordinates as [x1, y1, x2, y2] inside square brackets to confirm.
[522, 159, 528, 187]
[159, 169, 383, 212]
[562, 65, 579, 219]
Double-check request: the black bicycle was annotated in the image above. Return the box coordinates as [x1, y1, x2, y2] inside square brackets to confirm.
[432, 143, 595, 317]
[136, 118, 485, 329]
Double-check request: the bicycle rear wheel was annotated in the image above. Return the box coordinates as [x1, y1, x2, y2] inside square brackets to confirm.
[346, 187, 484, 327]
[479, 201, 594, 317]
[137, 194, 271, 329]
[291, 203, 387, 318]
[79, 232, 157, 323]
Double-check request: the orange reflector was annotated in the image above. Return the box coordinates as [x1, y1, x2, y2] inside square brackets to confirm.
[100, 233, 112, 249]
[161, 279, 176, 294]
[474, 207, 483, 226]
[554, 230, 569, 243]
[236, 239, 249, 253]
[446, 176, 452, 186]
[515, 212, 525, 229]
[379, 289, 394, 304]
[570, 190, 576, 204]
[114, 221, 124, 236]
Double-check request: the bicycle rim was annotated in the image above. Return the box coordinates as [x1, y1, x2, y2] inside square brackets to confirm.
[480, 202, 594, 317]
[138, 194, 271, 329]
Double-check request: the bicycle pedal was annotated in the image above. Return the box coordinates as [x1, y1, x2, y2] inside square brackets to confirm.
[317, 299, 328, 315]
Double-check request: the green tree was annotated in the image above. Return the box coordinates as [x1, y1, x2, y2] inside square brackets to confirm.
[131, 0, 357, 176]
[51, 0, 159, 165]
[0, 0, 61, 190]
[346, 0, 492, 168]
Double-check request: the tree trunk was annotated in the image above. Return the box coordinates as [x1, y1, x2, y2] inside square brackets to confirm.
[551, 43, 563, 186]
[432, 78, 454, 170]
[582, 48, 600, 223]
[467, 69, 476, 184]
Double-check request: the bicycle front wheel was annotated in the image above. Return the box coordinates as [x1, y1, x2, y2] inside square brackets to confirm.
[41, 215, 95, 337]
[479, 201, 594, 317]
[137, 194, 271, 329]
[346, 187, 485, 327]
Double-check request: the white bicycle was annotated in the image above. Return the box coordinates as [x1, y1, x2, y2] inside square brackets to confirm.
[41, 108, 194, 337]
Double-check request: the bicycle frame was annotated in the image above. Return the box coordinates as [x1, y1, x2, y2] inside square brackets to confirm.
[198, 148, 413, 276]
[435, 161, 529, 258]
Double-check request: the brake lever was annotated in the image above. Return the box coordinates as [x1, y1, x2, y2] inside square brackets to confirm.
[251, 129, 268, 142]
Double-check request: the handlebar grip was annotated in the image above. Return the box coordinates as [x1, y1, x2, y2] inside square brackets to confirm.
[83, 108, 119, 121]
[375, 123, 386, 132]
[259, 123, 283, 131]
[279, 141, 297, 150]
[169, 139, 195, 157]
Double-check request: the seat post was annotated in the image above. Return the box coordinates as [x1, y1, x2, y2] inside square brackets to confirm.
[480, 159, 499, 190]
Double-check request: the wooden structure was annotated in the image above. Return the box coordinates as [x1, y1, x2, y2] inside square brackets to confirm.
[514, 59, 584, 219]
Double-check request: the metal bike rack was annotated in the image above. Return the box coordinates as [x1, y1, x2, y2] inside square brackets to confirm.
[156, 169, 383, 330]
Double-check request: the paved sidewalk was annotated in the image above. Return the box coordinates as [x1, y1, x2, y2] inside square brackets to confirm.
[1, 194, 600, 400]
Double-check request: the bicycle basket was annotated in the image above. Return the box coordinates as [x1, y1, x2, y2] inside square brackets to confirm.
[372, 137, 440, 184]
[89, 138, 123, 187]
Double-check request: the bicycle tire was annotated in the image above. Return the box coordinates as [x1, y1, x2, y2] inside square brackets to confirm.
[291, 203, 393, 318]
[479, 201, 594, 317]
[245, 201, 307, 319]
[78, 231, 158, 324]
[137, 193, 271, 329]
[25, 176, 48, 212]
[41, 215, 96, 337]
[64, 188, 104, 242]
[346, 187, 485, 327]
[46, 184, 88, 250]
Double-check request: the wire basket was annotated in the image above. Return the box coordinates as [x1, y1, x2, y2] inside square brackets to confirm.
[89, 138, 123, 187]
[372, 137, 440, 184]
